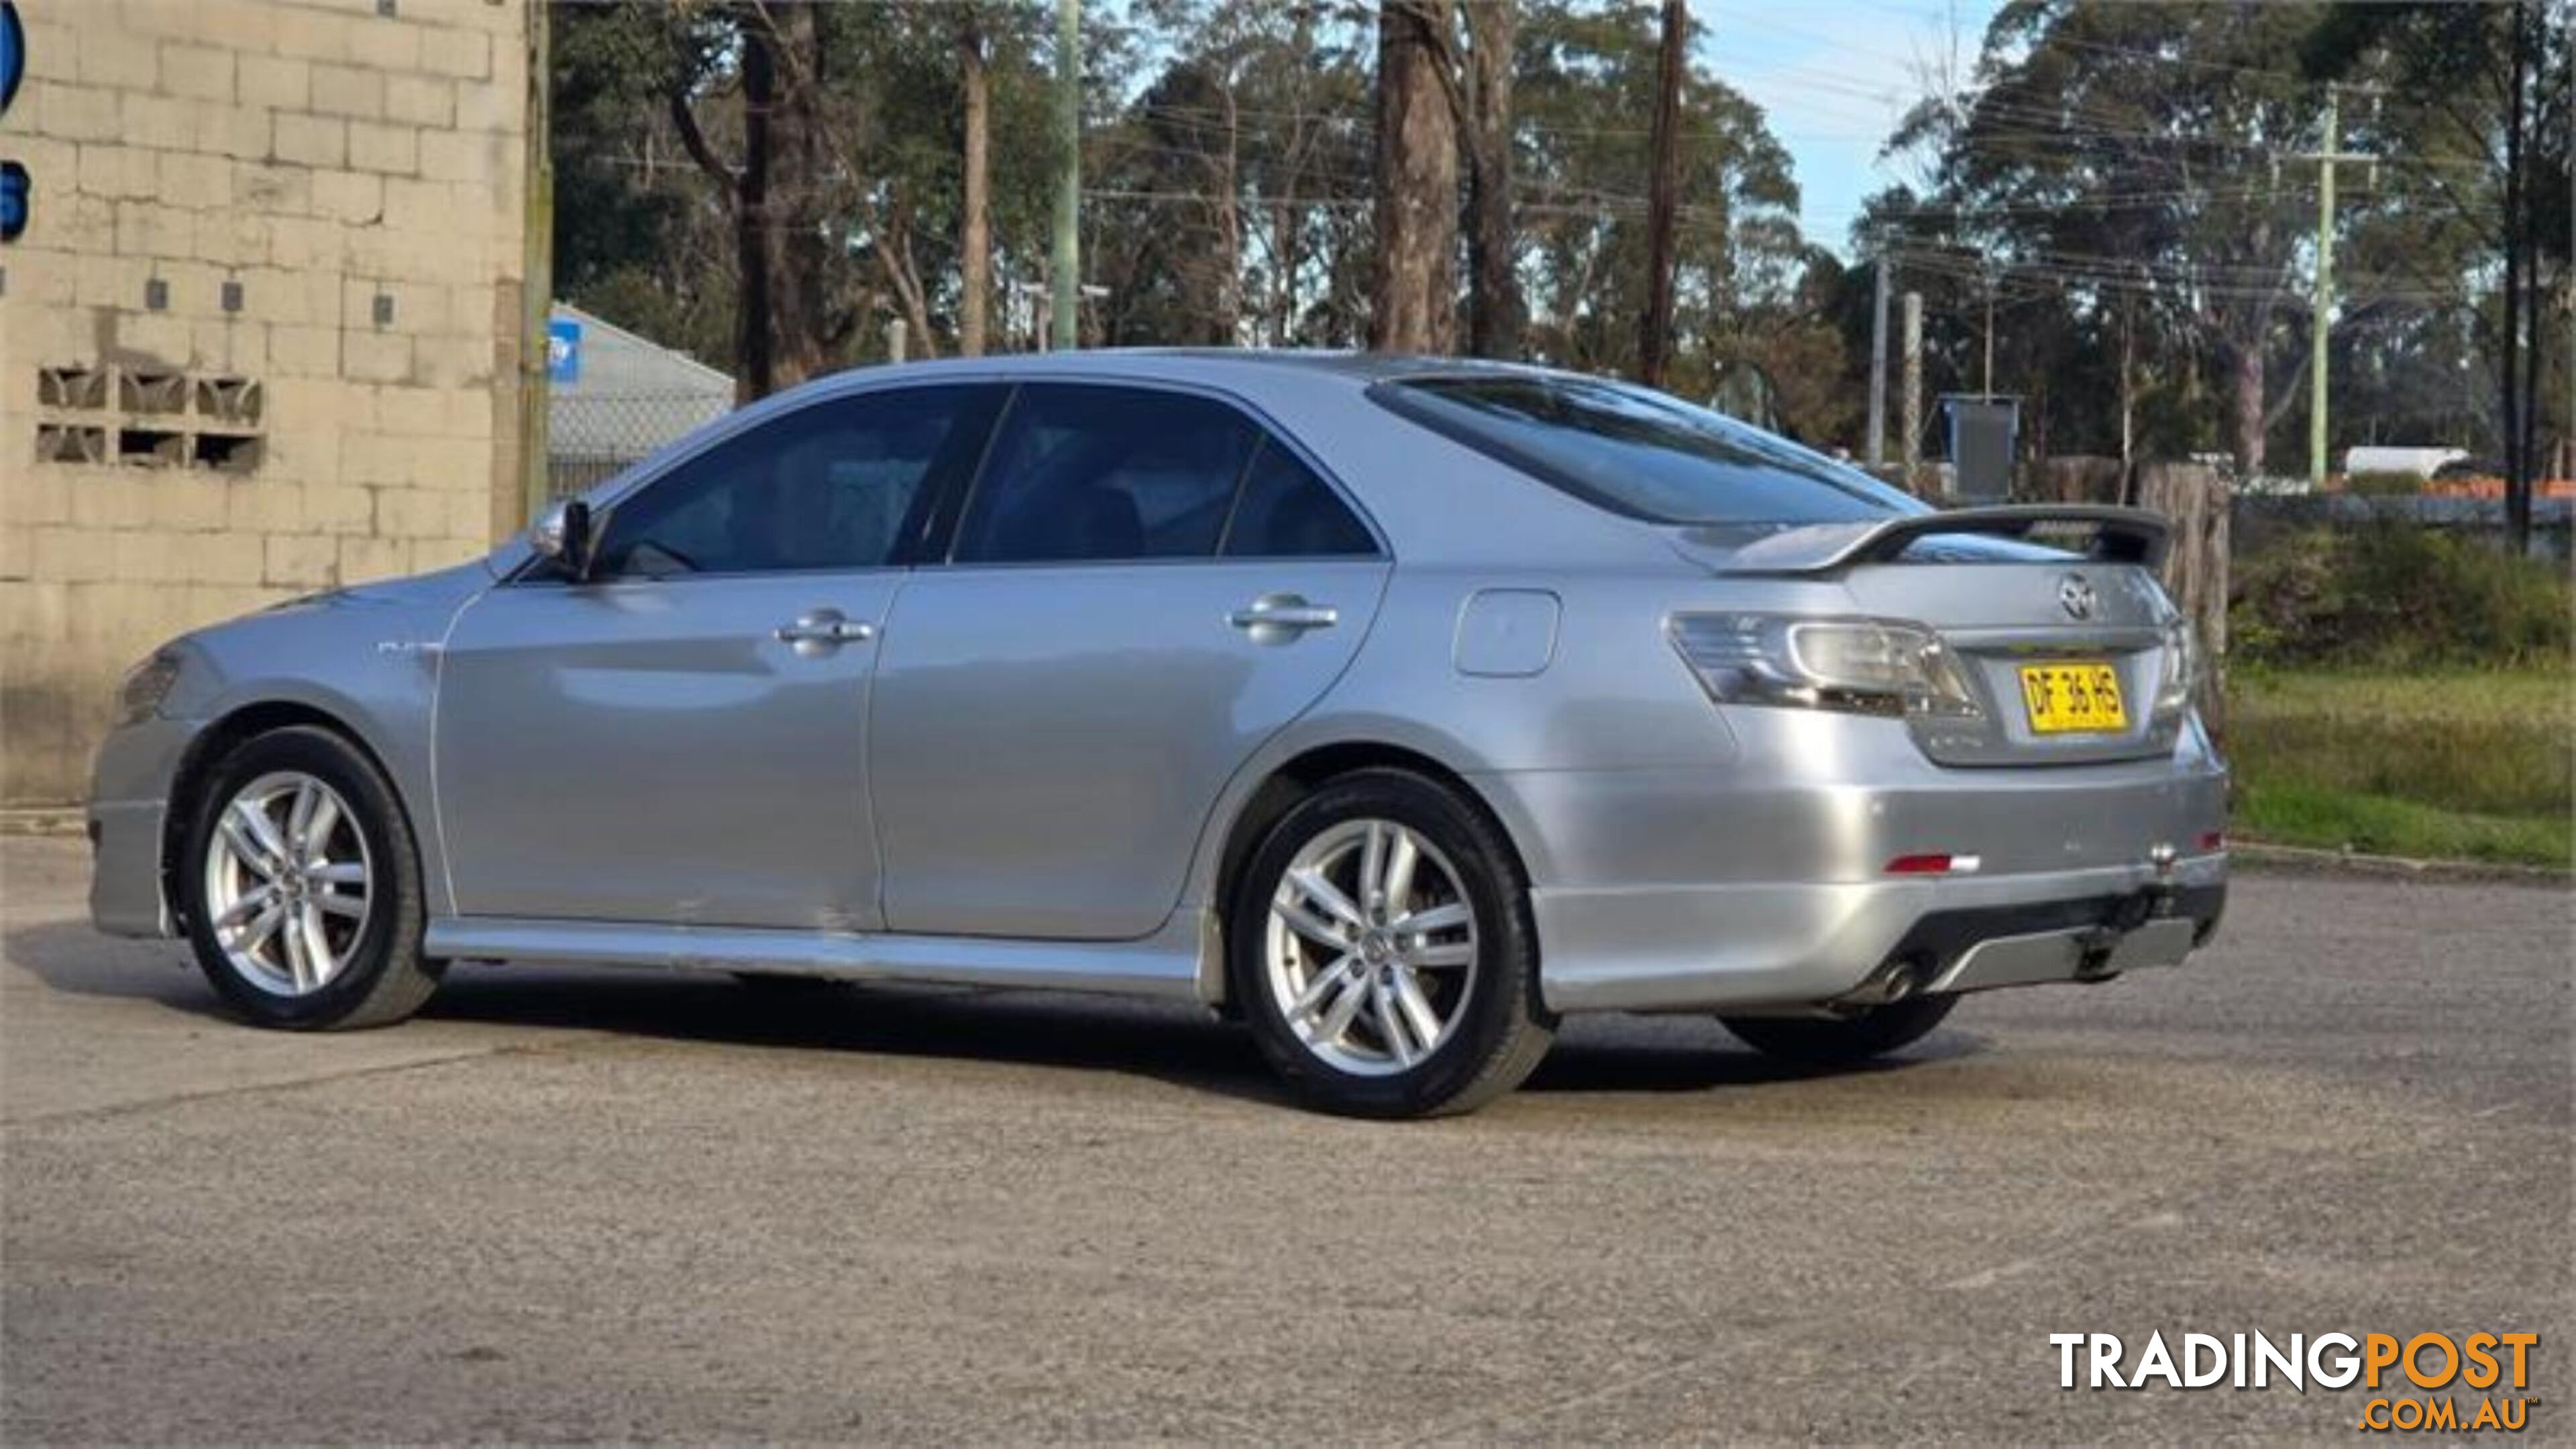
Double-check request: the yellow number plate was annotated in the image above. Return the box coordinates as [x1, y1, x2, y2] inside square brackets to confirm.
[2018, 661, 2129, 735]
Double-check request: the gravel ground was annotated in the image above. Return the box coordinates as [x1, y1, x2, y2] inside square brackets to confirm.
[3, 835, 2567, 1444]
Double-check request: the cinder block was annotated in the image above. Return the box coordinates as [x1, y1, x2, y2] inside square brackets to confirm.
[183, 534, 270, 587]
[30, 528, 109, 583]
[238, 54, 311, 111]
[385, 74, 455, 128]
[160, 42, 236, 103]
[337, 535, 409, 583]
[412, 333, 494, 388]
[373, 384, 446, 435]
[310, 63, 385, 121]
[270, 9, 360, 64]
[114, 203, 195, 262]
[226, 478, 311, 534]
[119, 94, 199, 151]
[231, 161, 313, 216]
[272, 113, 347, 169]
[267, 215, 349, 271]
[312, 168, 384, 223]
[348, 18, 423, 71]
[74, 34, 158, 91]
[419, 25, 491, 80]
[452, 74, 517, 134]
[417, 127, 498, 186]
[76, 144, 160, 201]
[38, 82, 125, 142]
[347, 121, 419, 176]
[264, 531, 341, 588]
[190, 317, 268, 374]
[306, 482, 375, 535]
[117, 310, 197, 365]
[158, 152, 236, 211]
[268, 324, 342, 377]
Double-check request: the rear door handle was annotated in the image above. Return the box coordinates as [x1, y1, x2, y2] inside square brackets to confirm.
[1228, 594, 1338, 641]
[775, 610, 876, 651]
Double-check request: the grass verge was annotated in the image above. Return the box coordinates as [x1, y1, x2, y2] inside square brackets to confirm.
[2226, 669, 2572, 870]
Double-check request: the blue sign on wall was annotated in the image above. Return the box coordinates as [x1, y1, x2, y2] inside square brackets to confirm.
[546, 317, 582, 384]
[1, 1, 28, 244]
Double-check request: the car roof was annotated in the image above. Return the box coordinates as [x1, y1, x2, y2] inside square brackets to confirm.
[802, 347, 1572, 394]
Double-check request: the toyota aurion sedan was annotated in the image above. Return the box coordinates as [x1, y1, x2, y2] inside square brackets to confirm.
[90, 351, 2227, 1116]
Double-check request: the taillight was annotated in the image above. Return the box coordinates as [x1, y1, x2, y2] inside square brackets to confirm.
[1668, 614, 1983, 720]
[2153, 615, 2197, 721]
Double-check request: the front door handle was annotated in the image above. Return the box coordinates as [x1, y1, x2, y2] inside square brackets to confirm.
[1228, 594, 1338, 643]
[775, 610, 876, 652]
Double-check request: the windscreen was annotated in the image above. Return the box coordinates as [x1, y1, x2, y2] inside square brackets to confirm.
[1371, 373, 1928, 527]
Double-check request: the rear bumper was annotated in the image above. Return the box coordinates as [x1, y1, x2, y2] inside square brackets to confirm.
[1528, 857, 2225, 1012]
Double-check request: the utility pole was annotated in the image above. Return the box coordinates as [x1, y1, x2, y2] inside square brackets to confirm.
[1901, 290, 1923, 494]
[1637, 0, 1685, 387]
[1866, 248, 1890, 468]
[1050, 0, 1081, 351]
[1982, 273, 1996, 398]
[2299, 83, 2377, 488]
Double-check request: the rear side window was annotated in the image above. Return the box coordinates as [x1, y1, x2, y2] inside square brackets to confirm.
[1222, 441, 1375, 557]
[1370, 374, 1922, 526]
[955, 385, 1258, 564]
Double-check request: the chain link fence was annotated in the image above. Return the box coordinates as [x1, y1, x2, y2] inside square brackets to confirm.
[547, 390, 735, 500]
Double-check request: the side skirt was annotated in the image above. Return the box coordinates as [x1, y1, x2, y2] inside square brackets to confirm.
[423, 908, 1221, 1004]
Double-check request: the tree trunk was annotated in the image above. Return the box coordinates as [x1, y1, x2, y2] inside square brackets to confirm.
[1370, 0, 1456, 354]
[734, 14, 776, 402]
[2229, 338, 2265, 476]
[1460, 0, 1521, 358]
[766, 2, 829, 391]
[2138, 462, 2231, 742]
[1636, 0, 1684, 386]
[2501, 1, 2532, 552]
[958, 11, 991, 358]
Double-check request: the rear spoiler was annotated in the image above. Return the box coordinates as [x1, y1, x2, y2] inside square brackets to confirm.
[1707, 505, 2171, 577]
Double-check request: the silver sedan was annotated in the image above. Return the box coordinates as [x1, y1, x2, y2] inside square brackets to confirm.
[89, 352, 2228, 1116]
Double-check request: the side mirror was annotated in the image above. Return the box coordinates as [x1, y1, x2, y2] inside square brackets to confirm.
[530, 498, 595, 579]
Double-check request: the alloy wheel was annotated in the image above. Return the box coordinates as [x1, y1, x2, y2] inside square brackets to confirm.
[1263, 817, 1479, 1076]
[201, 770, 374, 997]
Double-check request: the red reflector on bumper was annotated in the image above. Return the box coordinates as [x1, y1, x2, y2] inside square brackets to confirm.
[1886, 853, 1982, 875]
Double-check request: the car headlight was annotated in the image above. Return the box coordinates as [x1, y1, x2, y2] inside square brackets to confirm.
[1668, 613, 1982, 719]
[112, 649, 182, 727]
[2153, 615, 2196, 720]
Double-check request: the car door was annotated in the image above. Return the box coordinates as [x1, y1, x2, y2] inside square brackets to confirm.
[870, 381, 1392, 941]
[435, 384, 1006, 929]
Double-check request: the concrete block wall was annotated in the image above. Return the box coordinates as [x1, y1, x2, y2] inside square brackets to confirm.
[0, 0, 533, 804]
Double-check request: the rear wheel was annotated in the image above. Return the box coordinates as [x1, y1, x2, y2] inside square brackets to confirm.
[180, 726, 441, 1030]
[1719, 995, 1956, 1067]
[1230, 769, 1552, 1118]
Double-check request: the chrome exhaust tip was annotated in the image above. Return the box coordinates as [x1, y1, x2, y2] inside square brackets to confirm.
[1832, 957, 1921, 1010]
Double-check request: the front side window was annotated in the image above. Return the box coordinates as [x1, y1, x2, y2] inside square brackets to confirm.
[592, 385, 1000, 578]
[953, 385, 1265, 564]
[1371, 373, 1925, 527]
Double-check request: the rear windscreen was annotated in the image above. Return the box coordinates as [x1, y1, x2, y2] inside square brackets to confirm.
[1370, 374, 1926, 527]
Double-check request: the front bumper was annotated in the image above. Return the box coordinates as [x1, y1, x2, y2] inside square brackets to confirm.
[87, 716, 201, 939]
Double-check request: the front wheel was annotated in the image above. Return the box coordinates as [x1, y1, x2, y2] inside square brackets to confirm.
[1229, 769, 1553, 1118]
[180, 725, 441, 1030]
[1719, 995, 1957, 1068]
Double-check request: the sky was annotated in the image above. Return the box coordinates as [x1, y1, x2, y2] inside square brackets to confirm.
[1698, 0, 2008, 257]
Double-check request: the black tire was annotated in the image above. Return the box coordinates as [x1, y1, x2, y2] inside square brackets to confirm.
[180, 724, 441, 1030]
[1229, 768, 1554, 1118]
[732, 972, 851, 994]
[1719, 994, 1957, 1067]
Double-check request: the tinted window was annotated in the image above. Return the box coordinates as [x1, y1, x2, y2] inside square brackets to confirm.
[593, 386, 997, 578]
[954, 386, 1258, 564]
[1222, 441, 1375, 557]
[1371, 374, 1925, 526]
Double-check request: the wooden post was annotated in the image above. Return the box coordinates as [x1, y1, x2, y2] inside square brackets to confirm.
[1900, 290, 1923, 496]
[886, 318, 908, 364]
[2137, 461, 2230, 741]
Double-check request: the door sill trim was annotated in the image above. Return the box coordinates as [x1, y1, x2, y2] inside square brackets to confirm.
[424, 912, 1216, 1002]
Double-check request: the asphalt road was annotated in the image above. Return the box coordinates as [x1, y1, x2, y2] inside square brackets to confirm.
[3, 833, 2567, 1444]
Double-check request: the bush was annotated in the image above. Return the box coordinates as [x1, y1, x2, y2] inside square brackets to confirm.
[2343, 470, 2426, 497]
[2231, 523, 2573, 669]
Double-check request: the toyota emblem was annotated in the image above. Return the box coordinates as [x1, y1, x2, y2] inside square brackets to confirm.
[2057, 574, 2098, 621]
